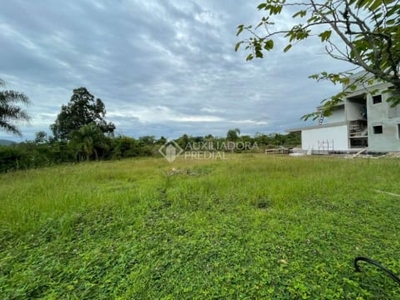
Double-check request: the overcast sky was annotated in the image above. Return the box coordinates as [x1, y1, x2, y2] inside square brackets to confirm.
[0, 0, 351, 141]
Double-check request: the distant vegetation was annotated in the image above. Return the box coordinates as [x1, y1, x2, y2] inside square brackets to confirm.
[0, 130, 300, 172]
[0, 85, 300, 172]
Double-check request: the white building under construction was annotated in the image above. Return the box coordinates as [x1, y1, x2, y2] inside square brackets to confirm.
[289, 72, 400, 153]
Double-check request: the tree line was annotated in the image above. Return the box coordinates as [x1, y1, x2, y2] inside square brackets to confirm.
[0, 129, 301, 173]
[0, 85, 300, 172]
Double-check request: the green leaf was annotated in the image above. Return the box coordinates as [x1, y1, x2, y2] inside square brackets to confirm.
[349, 84, 357, 91]
[257, 3, 267, 10]
[308, 75, 318, 80]
[255, 21, 264, 29]
[246, 54, 254, 61]
[236, 25, 244, 36]
[342, 78, 350, 85]
[369, 0, 382, 11]
[307, 15, 320, 23]
[386, 18, 396, 25]
[234, 42, 243, 52]
[318, 30, 332, 42]
[292, 10, 307, 18]
[283, 44, 292, 52]
[264, 39, 274, 50]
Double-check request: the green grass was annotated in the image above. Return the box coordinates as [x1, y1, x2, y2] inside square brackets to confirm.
[1, 154, 400, 299]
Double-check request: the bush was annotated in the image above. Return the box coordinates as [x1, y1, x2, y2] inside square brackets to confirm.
[0, 146, 25, 172]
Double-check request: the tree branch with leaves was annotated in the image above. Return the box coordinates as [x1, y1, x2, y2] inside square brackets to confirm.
[236, 0, 400, 119]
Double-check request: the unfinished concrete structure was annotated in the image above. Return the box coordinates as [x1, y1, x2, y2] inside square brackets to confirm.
[290, 72, 400, 153]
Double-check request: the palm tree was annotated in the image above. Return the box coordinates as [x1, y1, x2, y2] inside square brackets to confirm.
[226, 128, 241, 141]
[69, 123, 109, 161]
[0, 79, 30, 136]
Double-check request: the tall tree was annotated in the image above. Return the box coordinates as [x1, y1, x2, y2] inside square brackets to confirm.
[0, 79, 30, 136]
[34, 131, 48, 144]
[226, 128, 241, 141]
[177, 134, 191, 149]
[236, 0, 400, 118]
[51, 87, 115, 140]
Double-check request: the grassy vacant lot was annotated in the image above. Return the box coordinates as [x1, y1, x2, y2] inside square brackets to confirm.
[1, 154, 400, 299]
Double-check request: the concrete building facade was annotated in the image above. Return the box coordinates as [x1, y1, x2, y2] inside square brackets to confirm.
[290, 73, 400, 153]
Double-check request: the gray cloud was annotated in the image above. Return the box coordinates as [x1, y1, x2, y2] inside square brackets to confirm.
[0, 0, 350, 141]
